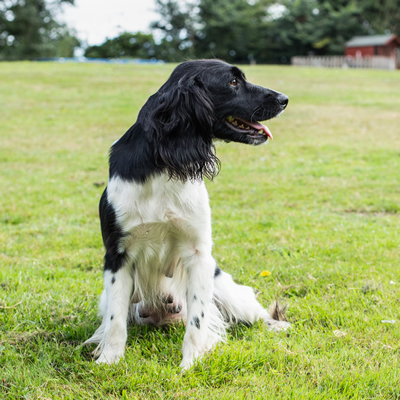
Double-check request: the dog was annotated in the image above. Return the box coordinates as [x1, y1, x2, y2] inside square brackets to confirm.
[84, 59, 290, 370]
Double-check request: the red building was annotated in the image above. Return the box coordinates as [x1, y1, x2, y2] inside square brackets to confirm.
[345, 34, 400, 62]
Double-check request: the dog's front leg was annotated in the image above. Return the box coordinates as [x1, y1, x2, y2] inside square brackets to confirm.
[94, 265, 133, 364]
[180, 250, 220, 370]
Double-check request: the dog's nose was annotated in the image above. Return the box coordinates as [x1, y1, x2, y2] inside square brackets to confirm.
[277, 94, 289, 109]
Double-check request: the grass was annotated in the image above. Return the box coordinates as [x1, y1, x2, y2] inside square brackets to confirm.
[1, 61, 400, 399]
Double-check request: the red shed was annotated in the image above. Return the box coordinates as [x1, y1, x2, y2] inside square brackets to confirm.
[345, 34, 400, 59]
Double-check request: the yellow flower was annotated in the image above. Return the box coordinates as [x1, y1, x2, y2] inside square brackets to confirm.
[260, 270, 271, 277]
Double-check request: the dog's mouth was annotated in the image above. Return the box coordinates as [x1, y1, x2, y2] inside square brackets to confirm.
[225, 116, 273, 140]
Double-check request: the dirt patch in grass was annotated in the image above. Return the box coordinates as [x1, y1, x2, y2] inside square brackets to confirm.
[344, 209, 399, 216]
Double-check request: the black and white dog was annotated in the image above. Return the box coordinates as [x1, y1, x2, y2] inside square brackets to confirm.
[85, 59, 290, 370]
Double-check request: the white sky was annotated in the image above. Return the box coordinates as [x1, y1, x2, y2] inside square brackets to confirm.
[60, 1, 287, 48]
[60, 0, 159, 46]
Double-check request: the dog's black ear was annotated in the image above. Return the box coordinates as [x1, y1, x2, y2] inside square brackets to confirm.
[148, 75, 220, 181]
[151, 76, 214, 137]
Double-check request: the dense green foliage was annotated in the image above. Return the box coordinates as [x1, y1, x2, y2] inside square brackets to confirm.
[154, 0, 400, 63]
[84, 0, 400, 63]
[262, 0, 368, 62]
[2, 0, 400, 62]
[0, 0, 79, 60]
[194, 0, 275, 64]
[84, 32, 157, 59]
[357, 0, 400, 35]
[1, 63, 400, 398]
[182, 0, 368, 63]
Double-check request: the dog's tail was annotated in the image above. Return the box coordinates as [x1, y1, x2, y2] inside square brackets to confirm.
[269, 300, 288, 322]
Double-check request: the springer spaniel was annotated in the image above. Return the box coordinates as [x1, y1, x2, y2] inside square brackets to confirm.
[85, 59, 290, 370]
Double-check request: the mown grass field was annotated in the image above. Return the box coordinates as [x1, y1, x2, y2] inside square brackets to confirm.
[1, 62, 400, 399]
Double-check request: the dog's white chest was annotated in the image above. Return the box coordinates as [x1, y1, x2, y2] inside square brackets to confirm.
[108, 175, 209, 224]
[107, 175, 212, 260]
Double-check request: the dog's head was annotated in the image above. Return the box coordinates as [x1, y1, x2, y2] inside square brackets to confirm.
[144, 59, 288, 180]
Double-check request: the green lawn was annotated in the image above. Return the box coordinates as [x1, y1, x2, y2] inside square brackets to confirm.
[1, 62, 400, 399]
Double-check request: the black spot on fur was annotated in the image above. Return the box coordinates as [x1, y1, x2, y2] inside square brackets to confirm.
[111, 276, 115, 284]
[110, 315, 114, 320]
[214, 266, 221, 278]
[193, 316, 200, 329]
[201, 311, 204, 318]
[190, 321, 193, 325]
[201, 300, 204, 305]
[193, 294, 197, 301]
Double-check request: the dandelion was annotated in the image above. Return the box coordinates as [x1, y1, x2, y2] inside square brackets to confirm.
[260, 270, 271, 277]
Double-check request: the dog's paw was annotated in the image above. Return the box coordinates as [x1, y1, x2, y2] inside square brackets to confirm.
[180, 338, 202, 372]
[265, 320, 291, 332]
[180, 350, 201, 372]
[180, 339, 218, 371]
[96, 348, 123, 365]
[180, 358, 194, 372]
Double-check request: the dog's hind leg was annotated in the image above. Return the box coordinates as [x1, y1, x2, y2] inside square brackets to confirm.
[213, 266, 290, 331]
[84, 264, 134, 364]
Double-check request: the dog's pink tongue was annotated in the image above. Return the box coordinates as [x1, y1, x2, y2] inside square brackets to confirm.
[247, 120, 273, 140]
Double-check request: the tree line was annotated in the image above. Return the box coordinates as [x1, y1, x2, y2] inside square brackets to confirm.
[0, 0, 79, 60]
[1, 0, 400, 63]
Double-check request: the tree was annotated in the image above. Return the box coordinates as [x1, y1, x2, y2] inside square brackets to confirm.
[355, 0, 400, 35]
[0, 0, 79, 60]
[264, 0, 367, 62]
[83, 0, 400, 64]
[84, 32, 157, 59]
[150, 0, 368, 64]
[151, 0, 278, 63]
[194, 0, 275, 63]
[151, 0, 198, 62]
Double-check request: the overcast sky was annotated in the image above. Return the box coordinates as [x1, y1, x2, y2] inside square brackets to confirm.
[60, 0, 159, 46]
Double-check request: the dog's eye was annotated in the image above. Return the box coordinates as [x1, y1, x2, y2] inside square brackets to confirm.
[230, 79, 238, 87]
